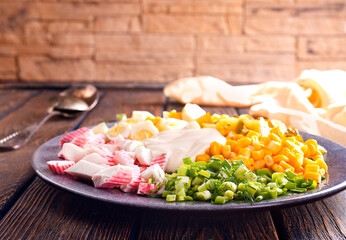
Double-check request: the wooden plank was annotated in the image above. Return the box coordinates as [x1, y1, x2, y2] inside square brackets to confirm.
[273, 191, 346, 240]
[0, 89, 39, 119]
[0, 178, 137, 240]
[136, 210, 278, 239]
[0, 90, 85, 216]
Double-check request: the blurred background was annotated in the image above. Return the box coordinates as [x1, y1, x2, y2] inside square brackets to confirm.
[0, 0, 345, 84]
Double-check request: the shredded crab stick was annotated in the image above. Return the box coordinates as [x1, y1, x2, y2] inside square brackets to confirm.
[47, 104, 328, 204]
[92, 165, 134, 188]
[47, 161, 75, 175]
[60, 127, 89, 146]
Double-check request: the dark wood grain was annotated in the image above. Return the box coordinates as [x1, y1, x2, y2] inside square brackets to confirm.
[0, 89, 39, 119]
[0, 90, 85, 216]
[0, 178, 137, 240]
[272, 190, 346, 240]
[136, 209, 278, 240]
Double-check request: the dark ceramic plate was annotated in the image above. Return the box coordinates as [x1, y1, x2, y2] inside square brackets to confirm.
[32, 132, 346, 213]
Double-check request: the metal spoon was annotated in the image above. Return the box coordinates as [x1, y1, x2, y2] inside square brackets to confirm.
[0, 84, 100, 151]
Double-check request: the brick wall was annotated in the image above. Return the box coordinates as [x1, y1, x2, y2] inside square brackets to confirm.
[0, 0, 345, 84]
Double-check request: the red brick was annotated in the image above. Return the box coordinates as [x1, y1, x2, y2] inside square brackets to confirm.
[298, 37, 346, 60]
[52, 33, 94, 46]
[246, 17, 345, 35]
[0, 57, 16, 72]
[19, 56, 95, 81]
[143, 1, 242, 14]
[96, 52, 194, 66]
[24, 21, 51, 44]
[95, 35, 195, 52]
[246, 3, 346, 18]
[96, 64, 194, 82]
[297, 61, 346, 74]
[197, 36, 245, 53]
[143, 15, 237, 34]
[95, 16, 141, 33]
[0, 46, 16, 56]
[197, 53, 295, 65]
[0, 33, 21, 44]
[246, 35, 296, 53]
[49, 46, 94, 59]
[48, 21, 93, 33]
[34, 2, 140, 20]
[196, 65, 296, 84]
[0, 72, 17, 81]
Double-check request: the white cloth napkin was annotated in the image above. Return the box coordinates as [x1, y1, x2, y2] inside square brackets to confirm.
[164, 70, 346, 146]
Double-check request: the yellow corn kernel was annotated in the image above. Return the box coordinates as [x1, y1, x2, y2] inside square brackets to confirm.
[205, 148, 210, 155]
[295, 166, 305, 173]
[212, 155, 225, 160]
[252, 150, 265, 161]
[297, 172, 304, 177]
[249, 166, 255, 171]
[269, 133, 281, 143]
[253, 159, 266, 169]
[233, 134, 243, 141]
[246, 130, 259, 138]
[263, 149, 273, 156]
[272, 163, 285, 172]
[196, 154, 210, 162]
[238, 137, 252, 148]
[279, 161, 295, 172]
[227, 139, 239, 153]
[168, 110, 182, 120]
[270, 126, 284, 138]
[283, 139, 297, 151]
[221, 144, 232, 159]
[262, 137, 271, 146]
[319, 168, 326, 176]
[264, 155, 274, 167]
[251, 135, 259, 143]
[305, 139, 318, 153]
[243, 157, 254, 168]
[289, 152, 303, 170]
[229, 152, 237, 159]
[210, 141, 222, 156]
[304, 172, 321, 183]
[266, 140, 282, 155]
[238, 148, 251, 158]
[301, 145, 309, 154]
[311, 152, 323, 161]
[273, 154, 289, 163]
[303, 158, 318, 167]
[280, 147, 296, 162]
[316, 158, 328, 171]
[305, 164, 319, 173]
[253, 141, 265, 151]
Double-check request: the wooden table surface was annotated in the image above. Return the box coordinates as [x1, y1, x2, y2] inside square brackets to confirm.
[0, 84, 345, 240]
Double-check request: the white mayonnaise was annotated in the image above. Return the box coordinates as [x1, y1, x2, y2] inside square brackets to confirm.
[143, 128, 226, 173]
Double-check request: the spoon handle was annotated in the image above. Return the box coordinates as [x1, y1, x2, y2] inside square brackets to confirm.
[0, 111, 60, 151]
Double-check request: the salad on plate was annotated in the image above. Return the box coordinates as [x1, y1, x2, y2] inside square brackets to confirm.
[47, 104, 328, 204]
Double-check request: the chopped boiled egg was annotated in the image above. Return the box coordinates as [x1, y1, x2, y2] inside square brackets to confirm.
[158, 118, 188, 131]
[182, 103, 206, 122]
[106, 122, 131, 139]
[92, 122, 109, 135]
[131, 120, 159, 141]
[131, 111, 155, 122]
